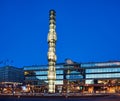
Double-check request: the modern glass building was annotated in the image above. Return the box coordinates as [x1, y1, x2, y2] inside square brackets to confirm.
[23, 60, 120, 93]
[24, 64, 64, 92]
[24, 64, 64, 85]
[24, 61, 83, 93]
[81, 61, 120, 93]
[0, 66, 24, 94]
[0, 66, 24, 83]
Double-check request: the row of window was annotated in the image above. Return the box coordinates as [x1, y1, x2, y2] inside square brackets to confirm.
[26, 74, 84, 80]
[24, 66, 47, 70]
[25, 75, 64, 80]
[81, 62, 120, 68]
[67, 71, 80, 74]
[25, 70, 64, 75]
[86, 68, 120, 73]
[85, 80, 94, 84]
[66, 74, 83, 80]
[86, 73, 120, 79]
[44, 80, 63, 84]
[24, 65, 64, 71]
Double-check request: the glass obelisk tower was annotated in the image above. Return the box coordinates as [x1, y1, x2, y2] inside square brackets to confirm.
[47, 10, 57, 93]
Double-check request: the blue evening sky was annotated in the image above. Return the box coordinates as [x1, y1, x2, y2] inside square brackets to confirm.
[0, 0, 120, 67]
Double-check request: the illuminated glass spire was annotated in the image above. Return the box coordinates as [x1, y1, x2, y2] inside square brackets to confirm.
[47, 10, 57, 93]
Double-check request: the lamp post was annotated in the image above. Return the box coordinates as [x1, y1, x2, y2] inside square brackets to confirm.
[47, 10, 57, 93]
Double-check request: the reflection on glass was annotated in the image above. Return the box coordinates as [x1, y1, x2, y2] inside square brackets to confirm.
[86, 68, 120, 73]
[66, 74, 83, 80]
[85, 79, 94, 84]
[55, 80, 63, 84]
[56, 70, 63, 74]
[81, 62, 120, 68]
[56, 75, 63, 79]
[86, 73, 120, 79]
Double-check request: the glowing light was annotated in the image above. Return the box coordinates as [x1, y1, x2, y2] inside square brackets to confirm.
[47, 10, 57, 93]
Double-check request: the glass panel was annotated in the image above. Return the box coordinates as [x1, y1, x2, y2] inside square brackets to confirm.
[70, 71, 80, 74]
[85, 79, 94, 84]
[86, 68, 120, 73]
[56, 70, 63, 74]
[56, 65, 64, 69]
[24, 71, 48, 75]
[82, 62, 120, 68]
[24, 66, 48, 70]
[25, 76, 48, 80]
[55, 80, 63, 84]
[86, 73, 120, 79]
[66, 74, 83, 80]
[35, 71, 47, 75]
[36, 76, 47, 80]
[56, 75, 63, 79]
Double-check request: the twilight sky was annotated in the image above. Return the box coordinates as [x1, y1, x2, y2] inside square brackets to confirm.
[0, 0, 120, 67]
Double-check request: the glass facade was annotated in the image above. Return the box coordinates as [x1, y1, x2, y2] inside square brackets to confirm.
[80, 62, 120, 93]
[24, 64, 65, 85]
[85, 79, 94, 84]
[24, 63, 83, 86]
[86, 73, 120, 79]
[81, 62, 120, 68]
[0, 66, 24, 83]
[66, 71, 83, 80]
[66, 74, 83, 80]
[23, 61, 120, 93]
[86, 68, 120, 73]
[81, 62, 120, 85]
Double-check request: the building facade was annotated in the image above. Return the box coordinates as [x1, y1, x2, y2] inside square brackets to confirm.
[0, 66, 24, 94]
[82, 61, 120, 93]
[0, 66, 24, 83]
[23, 60, 120, 93]
[24, 64, 63, 93]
